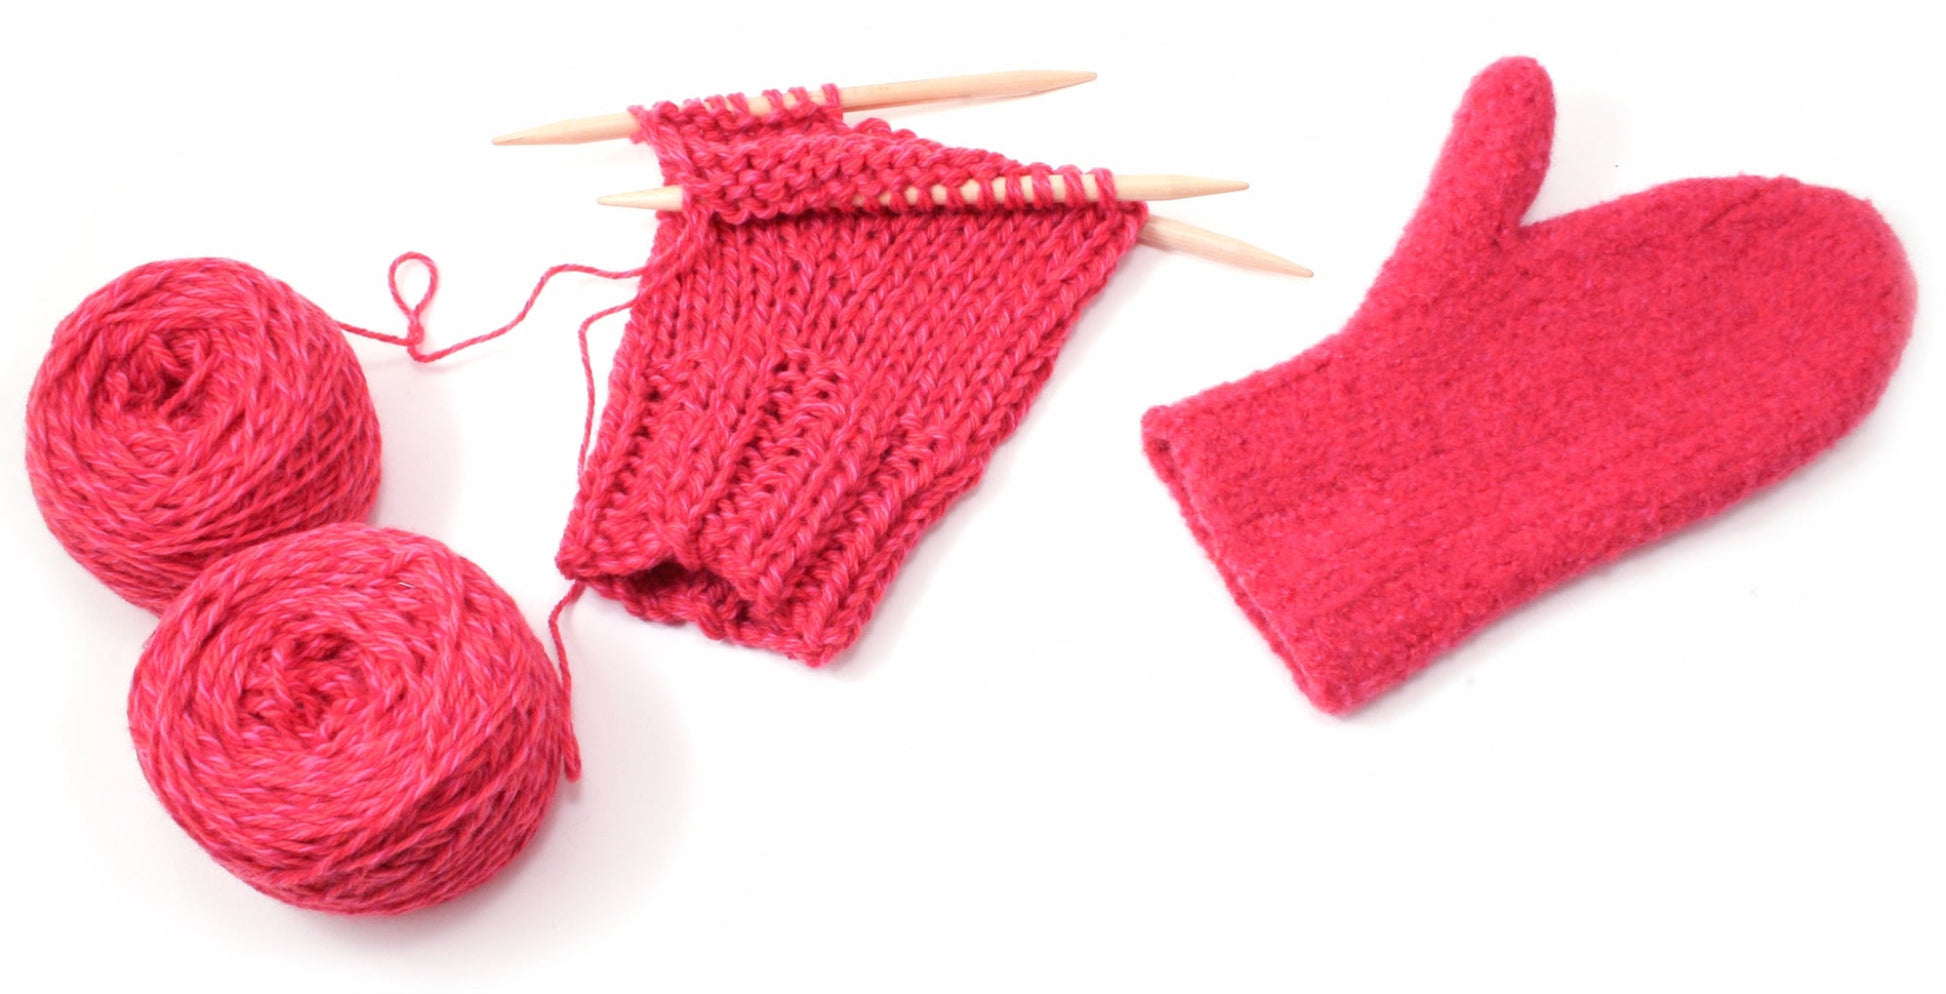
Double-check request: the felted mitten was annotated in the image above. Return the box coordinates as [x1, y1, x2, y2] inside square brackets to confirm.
[1141, 57, 1915, 714]
[558, 87, 1145, 664]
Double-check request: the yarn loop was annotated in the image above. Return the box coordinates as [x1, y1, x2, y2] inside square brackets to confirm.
[30, 256, 596, 915]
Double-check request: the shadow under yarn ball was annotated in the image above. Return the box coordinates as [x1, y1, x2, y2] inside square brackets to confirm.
[128, 523, 581, 915]
[25, 258, 381, 611]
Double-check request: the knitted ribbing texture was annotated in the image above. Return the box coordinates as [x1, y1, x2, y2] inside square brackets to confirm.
[557, 86, 1145, 665]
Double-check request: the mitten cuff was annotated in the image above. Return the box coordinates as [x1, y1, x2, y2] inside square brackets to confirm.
[1142, 360, 1434, 715]
[1143, 57, 1914, 716]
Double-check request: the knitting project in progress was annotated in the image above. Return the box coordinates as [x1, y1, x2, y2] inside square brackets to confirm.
[1142, 58, 1915, 714]
[557, 86, 1146, 665]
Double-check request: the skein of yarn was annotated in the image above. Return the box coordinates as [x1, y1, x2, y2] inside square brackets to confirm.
[26, 258, 381, 611]
[128, 523, 581, 916]
[28, 256, 588, 915]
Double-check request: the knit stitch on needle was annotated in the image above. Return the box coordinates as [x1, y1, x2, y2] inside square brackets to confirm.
[557, 86, 1145, 665]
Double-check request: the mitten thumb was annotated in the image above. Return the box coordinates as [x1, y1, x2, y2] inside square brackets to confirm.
[1389, 57, 1555, 274]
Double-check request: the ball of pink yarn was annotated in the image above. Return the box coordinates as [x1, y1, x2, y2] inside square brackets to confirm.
[127, 523, 580, 915]
[26, 258, 381, 612]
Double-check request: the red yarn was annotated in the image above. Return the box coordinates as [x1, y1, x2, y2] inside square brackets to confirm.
[28, 256, 586, 914]
[26, 258, 381, 611]
[128, 523, 580, 916]
[339, 250, 647, 366]
[556, 86, 1146, 665]
[1141, 58, 1916, 714]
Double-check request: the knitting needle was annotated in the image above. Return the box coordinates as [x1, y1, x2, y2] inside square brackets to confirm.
[596, 180, 1306, 277]
[492, 69, 1097, 146]
[1138, 216, 1312, 277]
[596, 174, 1249, 212]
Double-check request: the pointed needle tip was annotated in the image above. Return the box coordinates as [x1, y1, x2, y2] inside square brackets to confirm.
[1025, 70, 1096, 95]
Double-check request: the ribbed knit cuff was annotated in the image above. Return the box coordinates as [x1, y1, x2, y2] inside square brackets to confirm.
[557, 87, 1146, 665]
[1141, 358, 1445, 716]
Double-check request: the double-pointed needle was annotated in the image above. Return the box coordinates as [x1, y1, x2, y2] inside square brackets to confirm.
[595, 174, 1248, 212]
[496, 70, 1310, 277]
[493, 70, 1097, 146]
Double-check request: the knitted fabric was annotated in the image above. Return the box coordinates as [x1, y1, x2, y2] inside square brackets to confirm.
[1141, 58, 1916, 714]
[26, 258, 380, 611]
[129, 523, 580, 916]
[557, 86, 1145, 665]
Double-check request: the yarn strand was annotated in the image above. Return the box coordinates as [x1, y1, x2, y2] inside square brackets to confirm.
[340, 251, 648, 364]
[340, 251, 659, 473]
[29, 256, 605, 915]
[336, 250, 662, 767]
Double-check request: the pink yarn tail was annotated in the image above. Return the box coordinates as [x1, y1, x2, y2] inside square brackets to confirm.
[340, 251, 663, 783]
[339, 252, 647, 363]
[547, 582, 587, 782]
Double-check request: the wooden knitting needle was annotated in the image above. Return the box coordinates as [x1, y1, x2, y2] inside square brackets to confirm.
[492, 69, 1097, 146]
[1138, 216, 1312, 277]
[596, 174, 1249, 212]
[597, 178, 1307, 277]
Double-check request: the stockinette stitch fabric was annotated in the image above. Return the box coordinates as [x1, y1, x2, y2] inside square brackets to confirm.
[557, 85, 1146, 665]
[129, 523, 580, 916]
[1141, 57, 1915, 714]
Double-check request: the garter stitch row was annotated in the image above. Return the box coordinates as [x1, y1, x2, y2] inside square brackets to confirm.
[28, 259, 579, 916]
[557, 86, 1146, 664]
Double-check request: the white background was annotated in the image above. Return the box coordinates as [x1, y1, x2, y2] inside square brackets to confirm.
[2, 1, 1940, 990]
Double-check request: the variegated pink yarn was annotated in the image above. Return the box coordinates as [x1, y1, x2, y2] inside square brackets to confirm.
[26, 258, 381, 612]
[557, 85, 1145, 665]
[128, 523, 580, 916]
[29, 258, 579, 916]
